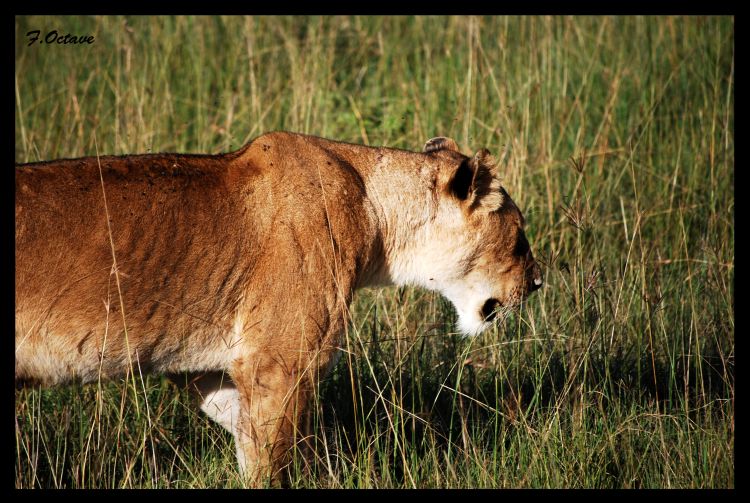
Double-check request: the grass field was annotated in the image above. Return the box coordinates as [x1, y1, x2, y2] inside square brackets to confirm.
[15, 16, 734, 488]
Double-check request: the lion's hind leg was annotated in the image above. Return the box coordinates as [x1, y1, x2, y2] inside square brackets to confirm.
[170, 372, 248, 473]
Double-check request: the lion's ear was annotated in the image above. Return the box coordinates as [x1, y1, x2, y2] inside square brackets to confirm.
[424, 137, 459, 154]
[448, 149, 504, 212]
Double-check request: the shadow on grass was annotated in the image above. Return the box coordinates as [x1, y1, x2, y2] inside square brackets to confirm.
[15, 334, 733, 488]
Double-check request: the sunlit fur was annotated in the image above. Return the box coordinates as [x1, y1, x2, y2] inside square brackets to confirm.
[15, 132, 541, 485]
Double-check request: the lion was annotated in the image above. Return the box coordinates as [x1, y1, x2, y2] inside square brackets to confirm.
[15, 132, 542, 486]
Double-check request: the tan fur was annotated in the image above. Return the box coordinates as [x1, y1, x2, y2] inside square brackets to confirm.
[15, 131, 542, 486]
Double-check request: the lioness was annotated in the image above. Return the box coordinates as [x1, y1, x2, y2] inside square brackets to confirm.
[15, 132, 542, 486]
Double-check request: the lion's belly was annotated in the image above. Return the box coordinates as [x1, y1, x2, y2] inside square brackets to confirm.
[14, 307, 245, 386]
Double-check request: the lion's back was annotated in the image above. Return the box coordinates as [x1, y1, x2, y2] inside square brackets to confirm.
[14, 134, 380, 384]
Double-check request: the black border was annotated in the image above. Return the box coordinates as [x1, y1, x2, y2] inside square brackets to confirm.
[11, 7, 737, 494]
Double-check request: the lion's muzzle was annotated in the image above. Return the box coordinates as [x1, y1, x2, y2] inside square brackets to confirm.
[527, 262, 543, 294]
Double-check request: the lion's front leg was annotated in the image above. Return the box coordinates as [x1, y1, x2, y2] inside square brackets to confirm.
[227, 236, 354, 485]
[230, 352, 315, 487]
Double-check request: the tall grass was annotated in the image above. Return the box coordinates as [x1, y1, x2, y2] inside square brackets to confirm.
[15, 16, 733, 488]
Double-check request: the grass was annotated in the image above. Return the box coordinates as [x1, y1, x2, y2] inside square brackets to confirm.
[14, 15, 734, 488]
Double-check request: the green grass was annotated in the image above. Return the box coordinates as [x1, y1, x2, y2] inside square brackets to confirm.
[15, 15, 734, 488]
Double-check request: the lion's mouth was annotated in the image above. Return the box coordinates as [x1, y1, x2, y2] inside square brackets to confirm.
[480, 298, 502, 322]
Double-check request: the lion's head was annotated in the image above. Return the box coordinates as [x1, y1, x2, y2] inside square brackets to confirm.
[379, 136, 543, 336]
